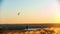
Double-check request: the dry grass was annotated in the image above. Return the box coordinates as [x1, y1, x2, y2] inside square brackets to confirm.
[0, 27, 60, 34]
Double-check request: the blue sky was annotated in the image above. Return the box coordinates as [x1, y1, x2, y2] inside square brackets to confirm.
[1, 0, 56, 17]
[0, 0, 60, 24]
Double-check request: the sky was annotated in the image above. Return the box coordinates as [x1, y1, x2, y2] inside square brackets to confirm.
[0, 0, 60, 24]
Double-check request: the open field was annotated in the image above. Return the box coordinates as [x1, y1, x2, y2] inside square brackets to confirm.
[0, 24, 60, 34]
